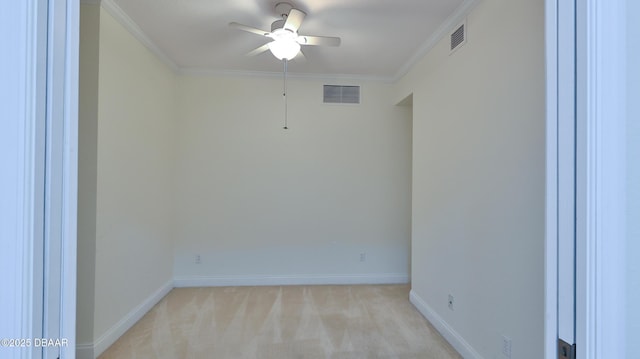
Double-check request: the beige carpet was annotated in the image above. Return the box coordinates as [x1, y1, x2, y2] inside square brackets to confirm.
[98, 285, 461, 359]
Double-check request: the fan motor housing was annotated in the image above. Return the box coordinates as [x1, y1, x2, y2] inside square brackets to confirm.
[271, 19, 286, 32]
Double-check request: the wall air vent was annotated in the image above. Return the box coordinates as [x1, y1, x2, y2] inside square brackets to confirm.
[450, 21, 467, 54]
[323, 85, 360, 104]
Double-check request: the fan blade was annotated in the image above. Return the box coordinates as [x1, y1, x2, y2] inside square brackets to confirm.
[229, 22, 270, 37]
[293, 49, 306, 62]
[284, 8, 306, 32]
[246, 43, 270, 56]
[297, 35, 341, 46]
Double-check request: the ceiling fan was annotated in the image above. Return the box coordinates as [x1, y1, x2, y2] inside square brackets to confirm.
[229, 2, 341, 61]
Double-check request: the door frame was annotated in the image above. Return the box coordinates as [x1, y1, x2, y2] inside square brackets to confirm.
[575, 0, 627, 358]
[0, 1, 79, 357]
[56, 0, 80, 357]
[544, 0, 559, 356]
[545, 0, 578, 355]
[545, 0, 627, 358]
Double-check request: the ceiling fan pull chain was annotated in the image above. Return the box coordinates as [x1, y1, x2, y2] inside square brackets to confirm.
[283, 59, 288, 130]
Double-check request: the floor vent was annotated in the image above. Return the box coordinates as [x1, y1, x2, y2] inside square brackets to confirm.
[450, 21, 467, 54]
[323, 85, 360, 104]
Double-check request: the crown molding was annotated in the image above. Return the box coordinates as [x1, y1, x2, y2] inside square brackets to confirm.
[391, 0, 481, 82]
[100, 0, 179, 72]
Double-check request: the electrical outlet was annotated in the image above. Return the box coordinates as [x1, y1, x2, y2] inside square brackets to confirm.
[502, 335, 512, 358]
[195, 255, 201, 264]
[359, 253, 366, 262]
[448, 294, 454, 310]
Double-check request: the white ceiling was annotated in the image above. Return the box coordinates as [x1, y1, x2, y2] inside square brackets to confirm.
[106, 0, 475, 80]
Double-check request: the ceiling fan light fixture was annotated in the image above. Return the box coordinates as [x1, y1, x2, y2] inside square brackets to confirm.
[268, 39, 300, 60]
[230, 4, 340, 61]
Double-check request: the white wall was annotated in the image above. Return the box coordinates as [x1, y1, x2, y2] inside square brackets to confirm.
[77, 3, 100, 349]
[173, 75, 412, 284]
[89, 6, 176, 354]
[626, 0, 639, 355]
[396, 0, 545, 358]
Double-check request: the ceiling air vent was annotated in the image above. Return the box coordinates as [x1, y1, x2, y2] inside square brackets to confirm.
[450, 21, 467, 54]
[323, 85, 360, 104]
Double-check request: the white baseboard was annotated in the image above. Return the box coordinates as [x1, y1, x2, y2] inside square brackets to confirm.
[75, 343, 94, 359]
[77, 279, 173, 359]
[174, 273, 409, 287]
[409, 290, 483, 359]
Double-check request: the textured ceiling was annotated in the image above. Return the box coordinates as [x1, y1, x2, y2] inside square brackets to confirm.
[107, 0, 475, 80]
